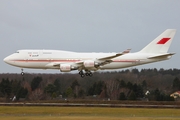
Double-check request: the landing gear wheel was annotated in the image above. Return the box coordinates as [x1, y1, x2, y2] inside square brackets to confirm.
[79, 70, 85, 78]
[89, 73, 93, 77]
[84, 71, 93, 77]
[81, 74, 85, 78]
[79, 70, 93, 77]
[21, 72, 24, 76]
[85, 72, 89, 76]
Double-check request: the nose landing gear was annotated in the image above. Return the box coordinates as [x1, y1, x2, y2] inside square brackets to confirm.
[21, 68, 24, 76]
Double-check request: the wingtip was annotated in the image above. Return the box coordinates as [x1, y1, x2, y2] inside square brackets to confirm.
[122, 49, 131, 54]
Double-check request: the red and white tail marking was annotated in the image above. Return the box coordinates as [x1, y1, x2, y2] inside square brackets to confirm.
[157, 38, 170, 44]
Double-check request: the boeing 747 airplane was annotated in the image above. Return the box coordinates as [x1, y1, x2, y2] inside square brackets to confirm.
[4, 29, 176, 77]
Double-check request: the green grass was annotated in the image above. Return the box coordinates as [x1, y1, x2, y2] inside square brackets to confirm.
[0, 106, 180, 120]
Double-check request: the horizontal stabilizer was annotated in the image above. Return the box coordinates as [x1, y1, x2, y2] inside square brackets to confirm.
[148, 53, 175, 59]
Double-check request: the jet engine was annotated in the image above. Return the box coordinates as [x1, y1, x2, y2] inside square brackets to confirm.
[60, 64, 78, 72]
[83, 60, 100, 68]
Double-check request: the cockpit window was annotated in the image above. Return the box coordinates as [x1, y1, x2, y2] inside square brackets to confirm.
[16, 51, 19, 53]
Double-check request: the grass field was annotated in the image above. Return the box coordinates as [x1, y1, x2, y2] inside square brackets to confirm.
[0, 106, 180, 120]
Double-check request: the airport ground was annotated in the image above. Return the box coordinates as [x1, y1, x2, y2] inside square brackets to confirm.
[0, 106, 180, 120]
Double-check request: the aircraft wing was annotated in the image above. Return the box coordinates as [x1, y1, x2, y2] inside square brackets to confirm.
[53, 49, 131, 70]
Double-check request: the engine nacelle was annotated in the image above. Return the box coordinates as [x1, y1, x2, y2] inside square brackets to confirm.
[84, 60, 99, 68]
[60, 64, 71, 72]
[60, 64, 78, 72]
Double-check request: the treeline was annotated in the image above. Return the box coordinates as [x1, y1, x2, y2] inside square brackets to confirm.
[0, 68, 180, 102]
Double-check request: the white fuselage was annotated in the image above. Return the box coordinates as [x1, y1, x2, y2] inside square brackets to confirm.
[3, 49, 170, 71]
[3, 29, 176, 76]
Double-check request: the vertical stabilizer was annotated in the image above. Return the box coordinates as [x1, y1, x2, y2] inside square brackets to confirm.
[139, 29, 176, 53]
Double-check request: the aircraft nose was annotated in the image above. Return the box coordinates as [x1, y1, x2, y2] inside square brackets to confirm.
[3, 56, 10, 64]
[4, 57, 8, 63]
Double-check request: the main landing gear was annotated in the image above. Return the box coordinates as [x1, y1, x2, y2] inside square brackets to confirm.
[79, 70, 93, 78]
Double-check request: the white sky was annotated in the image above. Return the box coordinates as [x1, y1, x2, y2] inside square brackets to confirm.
[0, 0, 180, 73]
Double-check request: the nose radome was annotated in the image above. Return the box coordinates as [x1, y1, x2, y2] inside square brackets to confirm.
[3, 56, 9, 63]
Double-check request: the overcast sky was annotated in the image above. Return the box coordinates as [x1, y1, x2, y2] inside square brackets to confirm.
[0, 0, 180, 74]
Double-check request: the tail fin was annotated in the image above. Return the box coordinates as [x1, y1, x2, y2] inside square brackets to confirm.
[139, 29, 176, 53]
